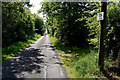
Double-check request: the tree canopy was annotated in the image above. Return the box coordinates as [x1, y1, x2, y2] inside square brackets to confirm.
[39, 2, 120, 60]
[2, 2, 45, 47]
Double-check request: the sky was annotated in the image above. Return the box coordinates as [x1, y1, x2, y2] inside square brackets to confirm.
[29, 0, 44, 19]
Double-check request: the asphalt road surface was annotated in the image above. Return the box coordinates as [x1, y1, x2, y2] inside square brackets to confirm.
[2, 35, 68, 79]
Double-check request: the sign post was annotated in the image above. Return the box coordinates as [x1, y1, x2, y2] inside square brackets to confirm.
[98, 1, 107, 71]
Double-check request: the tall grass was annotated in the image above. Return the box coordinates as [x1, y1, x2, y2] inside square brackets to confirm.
[73, 50, 100, 78]
[49, 35, 102, 78]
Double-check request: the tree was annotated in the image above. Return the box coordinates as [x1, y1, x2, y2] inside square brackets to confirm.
[34, 14, 44, 35]
[39, 2, 97, 47]
[2, 2, 45, 47]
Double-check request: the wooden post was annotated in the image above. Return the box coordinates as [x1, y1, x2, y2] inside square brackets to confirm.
[98, 1, 107, 71]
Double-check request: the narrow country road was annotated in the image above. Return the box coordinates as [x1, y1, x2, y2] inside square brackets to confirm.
[2, 34, 68, 79]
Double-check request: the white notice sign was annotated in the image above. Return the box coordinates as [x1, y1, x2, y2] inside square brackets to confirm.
[97, 12, 104, 21]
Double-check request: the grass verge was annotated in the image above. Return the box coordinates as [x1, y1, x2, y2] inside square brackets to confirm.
[49, 35, 102, 78]
[2, 34, 41, 62]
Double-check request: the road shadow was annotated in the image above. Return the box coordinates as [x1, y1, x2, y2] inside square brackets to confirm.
[2, 48, 44, 79]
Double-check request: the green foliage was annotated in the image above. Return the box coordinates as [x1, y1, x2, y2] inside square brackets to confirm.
[105, 2, 120, 60]
[86, 2, 120, 60]
[46, 2, 120, 78]
[2, 34, 41, 62]
[2, 2, 45, 47]
[39, 2, 98, 47]
[87, 14, 100, 48]
[33, 14, 45, 35]
[49, 35, 101, 78]
[74, 50, 99, 78]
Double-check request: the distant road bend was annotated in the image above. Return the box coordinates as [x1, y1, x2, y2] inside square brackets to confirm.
[2, 34, 68, 79]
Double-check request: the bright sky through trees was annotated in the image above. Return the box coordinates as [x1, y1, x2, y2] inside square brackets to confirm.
[30, 0, 44, 19]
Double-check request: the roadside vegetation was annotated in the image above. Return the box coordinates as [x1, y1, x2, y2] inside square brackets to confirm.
[2, 2, 45, 62]
[2, 34, 41, 62]
[49, 35, 103, 78]
[2, 1, 120, 79]
[42, 2, 120, 78]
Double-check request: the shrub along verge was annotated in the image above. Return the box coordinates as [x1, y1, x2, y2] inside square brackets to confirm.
[49, 35, 104, 78]
[2, 34, 41, 62]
